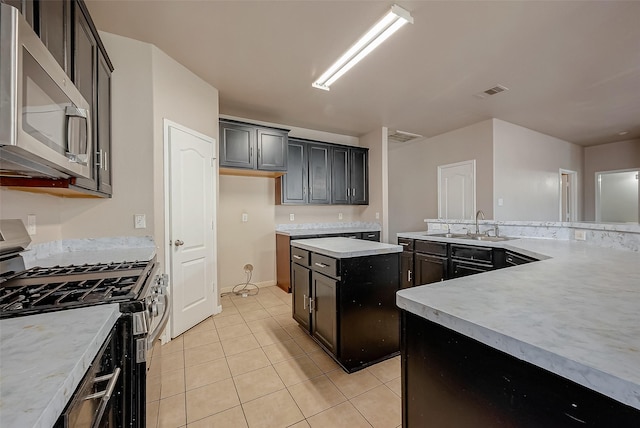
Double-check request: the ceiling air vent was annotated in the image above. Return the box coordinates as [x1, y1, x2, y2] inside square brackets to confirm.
[474, 84, 509, 99]
[388, 130, 423, 144]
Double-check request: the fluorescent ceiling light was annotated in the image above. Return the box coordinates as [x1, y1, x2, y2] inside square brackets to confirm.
[312, 4, 413, 91]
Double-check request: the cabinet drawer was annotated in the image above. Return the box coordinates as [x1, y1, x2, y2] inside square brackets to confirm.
[291, 247, 310, 266]
[415, 240, 447, 256]
[361, 231, 380, 242]
[398, 238, 414, 252]
[451, 245, 493, 265]
[311, 253, 338, 278]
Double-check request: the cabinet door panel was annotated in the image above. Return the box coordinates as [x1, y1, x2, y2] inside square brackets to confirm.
[312, 272, 337, 354]
[96, 52, 111, 194]
[72, 3, 97, 191]
[219, 122, 255, 169]
[292, 263, 311, 331]
[281, 140, 307, 203]
[308, 143, 331, 204]
[38, 0, 69, 73]
[349, 148, 368, 204]
[257, 129, 287, 171]
[331, 147, 349, 204]
[401, 252, 414, 289]
[415, 253, 447, 285]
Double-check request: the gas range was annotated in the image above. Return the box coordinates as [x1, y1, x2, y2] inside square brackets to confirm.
[0, 260, 156, 318]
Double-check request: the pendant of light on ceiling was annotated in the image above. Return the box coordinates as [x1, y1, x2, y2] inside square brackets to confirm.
[312, 4, 413, 91]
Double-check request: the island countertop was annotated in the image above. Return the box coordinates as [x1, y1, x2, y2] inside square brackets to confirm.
[291, 237, 402, 258]
[396, 233, 640, 410]
[0, 304, 121, 428]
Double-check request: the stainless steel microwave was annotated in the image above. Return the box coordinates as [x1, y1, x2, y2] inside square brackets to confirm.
[0, 3, 92, 180]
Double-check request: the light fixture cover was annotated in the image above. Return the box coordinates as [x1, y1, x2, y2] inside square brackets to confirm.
[313, 4, 413, 91]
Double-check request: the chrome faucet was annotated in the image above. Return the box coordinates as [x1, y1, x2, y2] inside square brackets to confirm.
[475, 210, 485, 234]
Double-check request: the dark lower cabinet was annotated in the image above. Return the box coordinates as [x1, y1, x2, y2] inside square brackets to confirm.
[450, 259, 492, 278]
[414, 253, 447, 284]
[311, 271, 337, 353]
[402, 311, 640, 427]
[291, 249, 400, 372]
[291, 262, 311, 330]
[400, 251, 414, 289]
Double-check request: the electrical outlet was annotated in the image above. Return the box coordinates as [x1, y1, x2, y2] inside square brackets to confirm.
[134, 214, 146, 229]
[498, 198, 504, 207]
[242, 213, 248, 222]
[27, 214, 36, 235]
[289, 213, 295, 221]
[574, 230, 586, 241]
[375, 212, 380, 219]
[338, 213, 343, 220]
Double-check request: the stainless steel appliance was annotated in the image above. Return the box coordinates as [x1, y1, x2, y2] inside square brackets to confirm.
[0, 3, 93, 180]
[0, 221, 169, 427]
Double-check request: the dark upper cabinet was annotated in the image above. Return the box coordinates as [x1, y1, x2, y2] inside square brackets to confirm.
[280, 140, 307, 204]
[37, 0, 69, 73]
[331, 146, 349, 204]
[349, 148, 368, 205]
[278, 139, 330, 205]
[279, 140, 369, 206]
[219, 121, 255, 169]
[219, 120, 288, 173]
[307, 143, 331, 204]
[96, 51, 112, 194]
[330, 146, 368, 205]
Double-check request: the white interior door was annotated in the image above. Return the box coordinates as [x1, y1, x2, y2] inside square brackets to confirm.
[165, 120, 217, 338]
[438, 160, 476, 220]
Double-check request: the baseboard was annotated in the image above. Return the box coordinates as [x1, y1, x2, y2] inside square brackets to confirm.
[219, 279, 277, 296]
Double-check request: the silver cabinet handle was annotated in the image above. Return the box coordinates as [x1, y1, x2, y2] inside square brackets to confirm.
[293, 255, 303, 260]
[314, 262, 328, 268]
[96, 149, 103, 168]
[347, 188, 350, 197]
[174, 240, 184, 247]
[309, 298, 315, 312]
[506, 257, 513, 263]
[303, 294, 307, 309]
[367, 234, 376, 238]
[400, 242, 409, 246]
[353, 188, 356, 197]
[408, 270, 412, 282]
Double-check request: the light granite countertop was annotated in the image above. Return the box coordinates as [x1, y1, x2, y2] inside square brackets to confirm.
[0, 304, 121, 428]
[291, 237, 402, 258]
[276, 222, 381, 237]
[396, 232, 640, 410]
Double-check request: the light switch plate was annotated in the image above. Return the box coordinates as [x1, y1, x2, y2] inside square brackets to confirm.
[289, 213, 295, 221]
[338, 213, 343, 220]
[134, 214, 146, 229]
[242, 213, 248, 222]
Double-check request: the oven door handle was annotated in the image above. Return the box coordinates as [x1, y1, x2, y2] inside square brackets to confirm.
[147, 293, 171, 349]
[84, 366, 121, 428]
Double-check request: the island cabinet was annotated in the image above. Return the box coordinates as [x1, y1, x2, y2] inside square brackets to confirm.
[219, 119, 289, 176]
[401, 311, 640, 427]
[290, 238, 401, 372]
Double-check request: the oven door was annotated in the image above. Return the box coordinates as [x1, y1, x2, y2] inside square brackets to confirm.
[56, 325, 123, 428]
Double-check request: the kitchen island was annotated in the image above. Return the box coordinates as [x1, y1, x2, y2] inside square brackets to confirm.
[396, 232, 640, 426]
[290, 237, 401, 372]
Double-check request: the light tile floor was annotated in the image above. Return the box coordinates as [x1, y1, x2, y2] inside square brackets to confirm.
[146, 286, 401, 428]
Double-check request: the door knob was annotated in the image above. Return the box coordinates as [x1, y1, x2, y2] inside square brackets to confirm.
[174, 240, 184, 247]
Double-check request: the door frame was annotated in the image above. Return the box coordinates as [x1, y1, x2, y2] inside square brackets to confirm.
[163, 119, 221, 341]
[558, 169, 578, 222]
[437, 159, 476, 220]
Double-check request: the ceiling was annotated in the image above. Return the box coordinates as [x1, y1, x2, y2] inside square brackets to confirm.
[85, 1, 640, 147]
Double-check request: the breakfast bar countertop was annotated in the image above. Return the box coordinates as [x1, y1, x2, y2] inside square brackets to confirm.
[395, 232, 640, 410]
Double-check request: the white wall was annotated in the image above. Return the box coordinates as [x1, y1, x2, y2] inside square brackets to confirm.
[388, 120, 494, 243]
[493, 119, 583, 221]
[584, 139, 640, 221]
[0, 189, 63, 243]
[359, 127, 388, 241]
